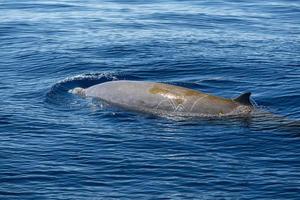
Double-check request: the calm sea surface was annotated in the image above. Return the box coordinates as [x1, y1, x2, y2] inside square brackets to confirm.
[1, 0, 300, 199]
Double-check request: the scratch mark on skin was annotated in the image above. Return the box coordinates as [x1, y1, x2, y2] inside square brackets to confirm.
[154, 90, 183, 111]
[190, 95, 208, 112]
[149, 83, 235, 114]
[155, 94, 185, 112]
[156, 99, 172, 110]
[174, 104, 185, 112]
[167, 94, 178, 110]
[162, 95, 185, 112]
[156, 93, 178, 111]
[150, 85, 192, 113]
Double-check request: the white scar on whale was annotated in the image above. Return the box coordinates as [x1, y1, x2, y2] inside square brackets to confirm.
[70, 80, 253, 117]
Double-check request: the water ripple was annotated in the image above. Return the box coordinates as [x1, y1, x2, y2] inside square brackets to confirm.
[1, 0, 300, 199]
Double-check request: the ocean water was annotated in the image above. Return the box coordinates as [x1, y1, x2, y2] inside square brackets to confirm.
[1, 0, 300, 199]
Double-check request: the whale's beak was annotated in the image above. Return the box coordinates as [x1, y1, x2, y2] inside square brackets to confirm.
[69, 87, 86, 96]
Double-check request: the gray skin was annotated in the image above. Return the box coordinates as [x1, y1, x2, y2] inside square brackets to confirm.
[71, 80, 253, 117]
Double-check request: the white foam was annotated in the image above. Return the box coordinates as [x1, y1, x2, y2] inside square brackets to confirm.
[58, 72, 118, 84]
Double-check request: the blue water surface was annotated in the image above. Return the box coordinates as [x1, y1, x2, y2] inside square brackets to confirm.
[1, 0, 300, 199]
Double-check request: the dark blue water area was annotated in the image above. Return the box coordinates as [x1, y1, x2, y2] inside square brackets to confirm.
[1, 0, 300, 199]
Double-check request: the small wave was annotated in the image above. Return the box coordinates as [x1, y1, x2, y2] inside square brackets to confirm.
[45, 72, 116, 109]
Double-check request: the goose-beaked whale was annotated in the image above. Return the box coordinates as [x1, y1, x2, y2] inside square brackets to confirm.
[71, 80, 253, 117]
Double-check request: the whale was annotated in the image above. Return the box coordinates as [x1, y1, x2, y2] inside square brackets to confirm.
[70, 80, 253, 117]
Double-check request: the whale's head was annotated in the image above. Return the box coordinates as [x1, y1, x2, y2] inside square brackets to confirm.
[69, 87, 86, 97]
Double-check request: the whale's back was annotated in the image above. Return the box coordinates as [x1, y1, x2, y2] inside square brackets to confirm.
[83, 80, 245, 116]
[85, 81, 161, 110]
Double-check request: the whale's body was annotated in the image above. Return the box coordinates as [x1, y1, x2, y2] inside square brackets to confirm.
[72, 80, 253, 117]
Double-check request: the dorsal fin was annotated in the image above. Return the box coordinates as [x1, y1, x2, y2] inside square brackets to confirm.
[234, 92, 252, 106]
